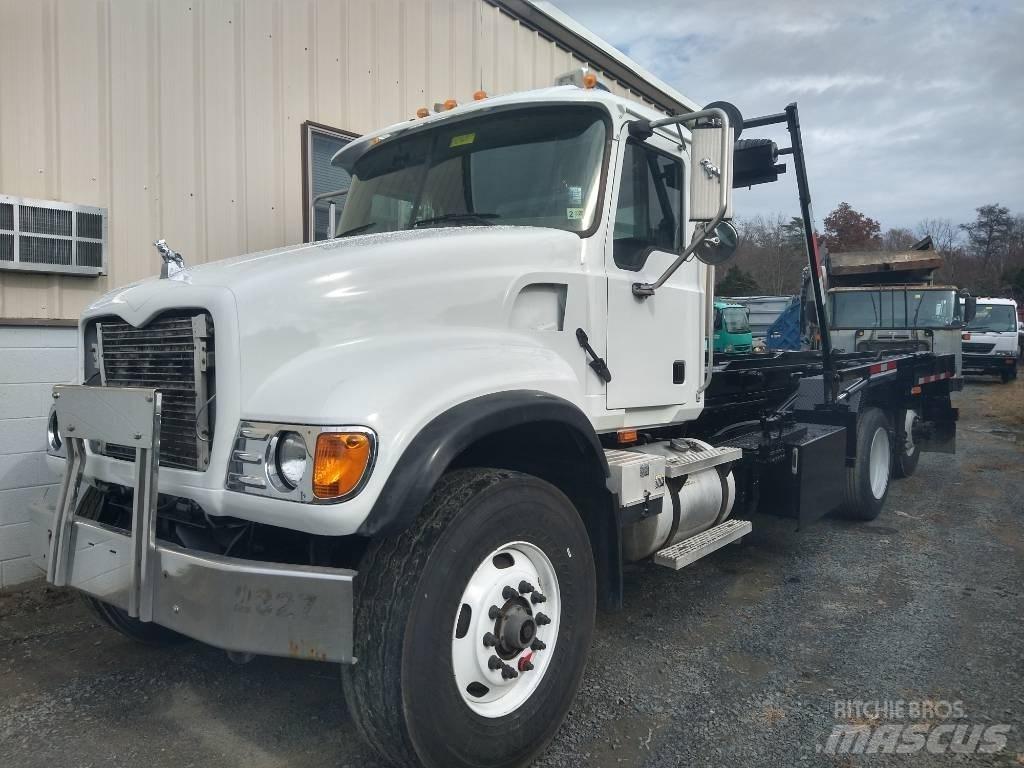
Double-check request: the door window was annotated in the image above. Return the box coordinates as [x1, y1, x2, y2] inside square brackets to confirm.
[612, 140, 682, 271]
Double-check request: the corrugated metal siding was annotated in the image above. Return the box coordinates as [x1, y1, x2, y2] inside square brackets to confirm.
[0, 0, 649, 321]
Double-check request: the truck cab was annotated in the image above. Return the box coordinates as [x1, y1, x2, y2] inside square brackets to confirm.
[962, 297, 1019, 382]
[824, 246, 966, 382]
[828, 284, 966, 377]
[712, 299, 753, 353]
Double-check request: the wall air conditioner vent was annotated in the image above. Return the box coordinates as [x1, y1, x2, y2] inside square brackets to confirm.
[0, 194, 106, 276]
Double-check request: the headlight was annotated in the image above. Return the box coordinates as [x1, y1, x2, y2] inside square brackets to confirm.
[229, 422, 375, 503]
[46, 408, 62, 453]
[270, 431, 308, 490]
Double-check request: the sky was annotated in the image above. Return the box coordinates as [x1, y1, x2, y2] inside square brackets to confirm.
[549, 0, 1024, 232]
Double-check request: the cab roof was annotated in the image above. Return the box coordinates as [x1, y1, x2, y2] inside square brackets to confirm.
[333, 86, 667, 167]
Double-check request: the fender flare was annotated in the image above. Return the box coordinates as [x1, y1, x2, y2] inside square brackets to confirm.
[357, 390, 609, 536]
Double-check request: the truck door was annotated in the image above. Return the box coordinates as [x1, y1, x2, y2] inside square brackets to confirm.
[605, 131, 703, 409]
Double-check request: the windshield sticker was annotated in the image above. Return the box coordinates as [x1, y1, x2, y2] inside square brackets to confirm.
[567, 185, 583, 205]
[449, 132, 476, 148]
[566, 207, 584, 220]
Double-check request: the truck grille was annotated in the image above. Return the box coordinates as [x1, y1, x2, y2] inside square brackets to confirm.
[95, 311, 215, 470]
[962, 342, 995, 354]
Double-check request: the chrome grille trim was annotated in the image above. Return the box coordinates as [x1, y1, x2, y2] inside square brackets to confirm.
[94, 311, 215, 471]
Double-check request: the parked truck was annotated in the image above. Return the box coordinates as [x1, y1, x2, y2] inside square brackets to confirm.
[712, 299, 754, 353]
[961, 296, 1019, 382]
[31, 78, 961, 768]
[825, 241, 971, 382]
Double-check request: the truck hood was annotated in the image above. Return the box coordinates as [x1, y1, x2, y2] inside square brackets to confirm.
[86, 226, 587, 418]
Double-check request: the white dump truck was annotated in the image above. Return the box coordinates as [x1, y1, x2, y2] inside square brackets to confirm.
[32, 77, 962, 768]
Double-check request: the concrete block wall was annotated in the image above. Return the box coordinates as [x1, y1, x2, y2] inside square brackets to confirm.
[0, 325, 76, 588]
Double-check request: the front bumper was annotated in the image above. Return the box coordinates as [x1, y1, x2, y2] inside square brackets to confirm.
[962, 353, 1017, 375]
[40, 384, 356, 663]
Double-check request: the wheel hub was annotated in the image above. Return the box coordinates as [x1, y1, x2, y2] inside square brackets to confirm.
[496, 599, 537, 657]
[451, 542, 561, 719]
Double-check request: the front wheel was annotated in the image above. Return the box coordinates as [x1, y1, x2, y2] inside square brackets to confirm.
[342, 469, 596, 768]
[839, 408, 892, 520]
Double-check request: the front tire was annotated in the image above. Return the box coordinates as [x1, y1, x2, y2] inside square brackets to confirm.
[839, 408, 892, 520]
[342, 469, 596, 768]
[75, 487, 189, 647]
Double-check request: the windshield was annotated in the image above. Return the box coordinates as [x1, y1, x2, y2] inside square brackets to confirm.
[965, 303, 1017, 332]
[334, 106, 608, 238]
[721, 307, 750, 334]
[829, 289, 959, 329]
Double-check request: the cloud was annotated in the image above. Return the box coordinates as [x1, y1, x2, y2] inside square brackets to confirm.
[548, 0, 1024, 229]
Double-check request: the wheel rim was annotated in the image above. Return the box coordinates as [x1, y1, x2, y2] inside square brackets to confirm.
[902, 410, 919, 456]
[869, 427, 891, 499]
[451, 541, 560, 718]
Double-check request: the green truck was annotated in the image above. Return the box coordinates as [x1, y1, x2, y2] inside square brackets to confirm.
[713, 299, 753, 353]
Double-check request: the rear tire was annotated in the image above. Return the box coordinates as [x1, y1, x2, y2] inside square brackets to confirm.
[839, 408, 892, 521]
[341, 468, 596, 768]
[892, 409, 921, 479]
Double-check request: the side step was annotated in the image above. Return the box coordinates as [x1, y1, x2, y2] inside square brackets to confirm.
[653, 519, 752, 570]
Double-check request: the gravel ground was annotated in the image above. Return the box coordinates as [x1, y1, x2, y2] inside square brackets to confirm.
[1, 378, 1021, 767]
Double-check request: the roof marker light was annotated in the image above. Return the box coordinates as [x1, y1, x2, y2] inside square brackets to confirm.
[415, 107, 429, 118]
[443, 98, 458, 110]
[473, 90, 487, 101]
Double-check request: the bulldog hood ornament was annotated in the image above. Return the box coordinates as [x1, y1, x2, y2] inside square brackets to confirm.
[154, 239, 185, 279]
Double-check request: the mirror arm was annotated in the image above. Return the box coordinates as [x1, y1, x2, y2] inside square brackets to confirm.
[630, 108, 731, 299]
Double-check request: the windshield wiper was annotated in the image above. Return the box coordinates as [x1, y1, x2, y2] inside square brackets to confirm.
[412, 212, 500, 228]
[337, 222, 377, 238]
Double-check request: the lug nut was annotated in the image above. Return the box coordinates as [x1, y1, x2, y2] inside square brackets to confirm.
[488, 605, 501, 620]
[519, 659, 535, 672]
[531, 639, 546, 651]
[501, 664, 519, 680]
[531, 592, 547, 605]
[482, 632, 498, 648]
[488, 655, 503, 671]
[518, 580, 535, 594]
[502, 586, 518, 601]
[535, 612, 551, 626]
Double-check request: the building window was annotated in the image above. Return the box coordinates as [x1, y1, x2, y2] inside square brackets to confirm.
[302, 121, 359, 242]
[612, 140, 683, 271]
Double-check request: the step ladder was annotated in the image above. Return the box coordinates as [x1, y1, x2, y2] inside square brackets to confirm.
[653, 519, 752, 570]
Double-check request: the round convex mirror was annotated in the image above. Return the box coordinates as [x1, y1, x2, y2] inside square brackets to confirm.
[693, 220, 738, 266]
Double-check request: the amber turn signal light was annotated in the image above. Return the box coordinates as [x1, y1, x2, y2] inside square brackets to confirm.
[313, 432, 373, 499]
[617, 429, 638, 444]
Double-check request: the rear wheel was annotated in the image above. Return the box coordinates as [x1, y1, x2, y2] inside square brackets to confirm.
[892, 409, 921, 479]
[342, 468, 596, 768]
[839, 408, 892, 521]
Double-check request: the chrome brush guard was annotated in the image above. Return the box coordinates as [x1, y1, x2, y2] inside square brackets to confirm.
[42, 384, 357, 662]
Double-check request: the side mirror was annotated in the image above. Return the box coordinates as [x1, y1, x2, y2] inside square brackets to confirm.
[962, 295, 977, 324]
[693, 220, 738, 266]
[689, 124, 734, 222]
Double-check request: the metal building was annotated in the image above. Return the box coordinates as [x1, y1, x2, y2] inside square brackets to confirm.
[0, 0, 695, 587]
